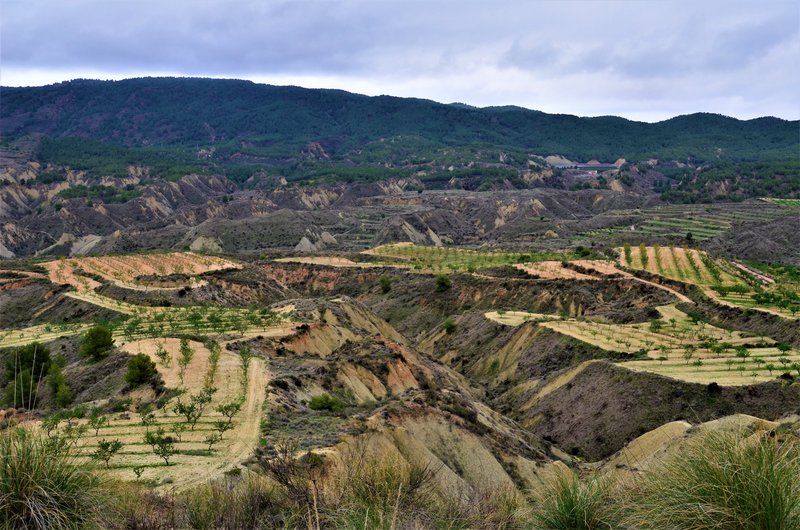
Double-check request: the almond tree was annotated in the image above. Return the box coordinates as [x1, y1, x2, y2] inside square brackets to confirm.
[93, 439, 123, 468]
[178, 338, 194, 384]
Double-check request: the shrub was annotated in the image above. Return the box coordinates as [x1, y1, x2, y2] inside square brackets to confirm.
[625, 429, 800, 529]
[308, 393, 344, 412]
[3, 342, 51, 408]
[435, 274, 451, 292]
[79, 325, 114, 362]
[47, 355, 72, 408]
[379, 275, 392, 294]
[530, 471, 618, 530]
[0, 428, 108, 529]
[443, 319, 457, 334]
[125, 353, 157, 387]
[176, 475, 288, 530]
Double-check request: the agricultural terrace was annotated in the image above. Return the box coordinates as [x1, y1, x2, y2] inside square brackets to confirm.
[0, 292, 294, 349]
[274, 256, 409, 269]
[364, 243, 573, 272]
[617, 245, 800, 318]
[513, 261, 596, 280]
[761, 198, 800, 207]
[44, 337, 278, 489]
[577, 202, 790, 241]
[715, 261, 800, 319]
[618, 245, 742, 287]
[0, 269, 46, 286]
[488, 304, 797, 385]
[0, 322, 94, 349]
[484, 311, 558, 326]
[43, 252, 240, 292]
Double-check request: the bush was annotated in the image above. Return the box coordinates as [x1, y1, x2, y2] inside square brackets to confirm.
[0, 428, 108, 529]
[125, 353, 158, 387]
[625, 429, 800, 529]
[435, 274, 451, 292]
[79, 325, 114, 362]
[379, 275, 392, 294]
[530, 471, 618, 530]
[3, 342, 51, 407]
[308, 394, 344, 412]
[443, 319, 457, 334]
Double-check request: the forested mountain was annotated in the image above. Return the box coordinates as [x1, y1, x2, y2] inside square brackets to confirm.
[0, 77, 798, 201]
[2, 77, 797, 162]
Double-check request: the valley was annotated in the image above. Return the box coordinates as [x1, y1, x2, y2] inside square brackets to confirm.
[0, 77, 798, 529]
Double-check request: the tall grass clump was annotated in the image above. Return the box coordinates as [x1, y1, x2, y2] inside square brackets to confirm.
[0, 428, 108, 529]
[327, 446, 437, 529]
[530, 471, 618, 530]
[178, 474, 290, 530]
[625, 429, 800, 530]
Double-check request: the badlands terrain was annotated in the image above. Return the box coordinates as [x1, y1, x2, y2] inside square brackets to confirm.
[0, 78, 798, 528]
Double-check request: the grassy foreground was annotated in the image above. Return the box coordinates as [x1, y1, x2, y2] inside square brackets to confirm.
[1, 426, 798, 529]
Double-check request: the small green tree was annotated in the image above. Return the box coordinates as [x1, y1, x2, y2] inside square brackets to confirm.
[154, 343, 171, 367]
[92, 439, 123, 468]
[41, 415, 61, 438]
[766, 363, 776, 376]
[216, 400, 242, 426]
[3, 342, 51, 408]
[379, 275, 392, 294]
[178, 338, 194, 385]
[79, 325, 115, 362]
[87, 410, 108, 436]
[213, 420, 233, 437]
[639, 243, 649, 269]
[443, 319, 457, 334]
[125, 353, 157, 387]
[173, 401, 201, 430]
[204, 432, 222, 451]
[435, 274, 451, 292]
[144, 429, 175, 465]
[238, 346, 253, 382]
[308, 393, 344, 412]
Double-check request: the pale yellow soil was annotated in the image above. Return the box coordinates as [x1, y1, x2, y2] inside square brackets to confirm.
[275, 256, 408, 269]
[731, 261, 774, 285]
[603, 420, 691, 478]
[622, 346, 800, 385]
[513, 261, 595, 280]
[579, 259, 693, 303]
[70, 338, 268, 489]
[43, 252, 240, 293]
[520, 361, 601, 411]
[0, 323, 93, 348]
[484, 311, 556, 326]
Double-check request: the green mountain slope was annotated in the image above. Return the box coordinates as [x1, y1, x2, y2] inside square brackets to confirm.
[2, 77, 796, 162]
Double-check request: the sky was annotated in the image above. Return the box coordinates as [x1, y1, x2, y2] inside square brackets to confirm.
[1, 0, 798, 122]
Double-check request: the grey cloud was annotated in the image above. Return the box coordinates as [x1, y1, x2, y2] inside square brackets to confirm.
[0, 0, 797, 120]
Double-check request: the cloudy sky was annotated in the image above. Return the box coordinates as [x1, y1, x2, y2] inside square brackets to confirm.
[1, 0, 798, 121]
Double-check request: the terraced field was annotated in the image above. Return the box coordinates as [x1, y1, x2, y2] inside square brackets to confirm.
[0, 252, 293, 349]
[513, 261, 596, 280]
[43, 252, 241, 292]
[365, 243, 570, 272]
[613, 245, 799, 319]
[43, 337, 278, 489]
[578, 202, 790, 241]
[761, 198, 800, 207]
[618, 245, 742, 287]
[487, 304, 797, 385]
